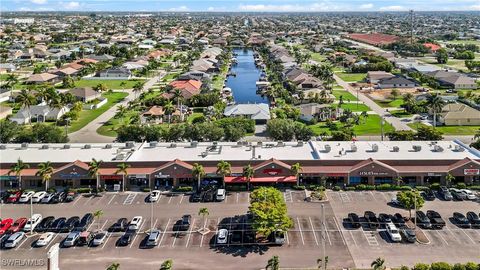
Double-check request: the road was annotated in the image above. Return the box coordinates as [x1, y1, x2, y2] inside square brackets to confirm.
[68, 72, 166, 143]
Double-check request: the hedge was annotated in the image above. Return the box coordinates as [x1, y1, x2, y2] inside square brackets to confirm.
[173, 186, 193, 192]
[292, 185, 306, 190]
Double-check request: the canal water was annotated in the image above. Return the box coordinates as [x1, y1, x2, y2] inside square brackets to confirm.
[226, 48, 267, 104]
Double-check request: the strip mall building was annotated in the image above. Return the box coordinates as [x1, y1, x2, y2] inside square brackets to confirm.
[1, 140, 479, 191]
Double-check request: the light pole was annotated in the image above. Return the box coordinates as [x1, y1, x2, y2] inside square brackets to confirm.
[321, 203, 326, 270]
[30, 196, 33, 235]
[150, 196, 154, 231]
[380, 116, 385, 141]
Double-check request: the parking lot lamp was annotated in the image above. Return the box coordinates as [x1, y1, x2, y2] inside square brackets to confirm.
[30, 195, 33, 234]
[150, 195, 154, 231]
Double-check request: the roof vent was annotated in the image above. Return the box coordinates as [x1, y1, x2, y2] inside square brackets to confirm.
[324, 144, 331, 153]
[350, 144, 357, 152]
[125, 141, 135, 149]
[257, 141, 263, 146]
[412, 145, 421, 152]
[191, 141, 198, 147]
[150, 141, 158, 147]
[170, 143, 177, 148]
[392, 146, 399, 152]
[371, 144, 378, 152]
[105, 144, 112, 149]
[277, 141, 284, 147]
[21, 143, 28, 149]
[453, 145, 465, 152]
[0, 145, 6, 150]
[297, 141, 304, 147]
[41, 145, 49, 149]
[84, 144, 91, 149]
[115, 153, 125, 160]
[433, 145, 444, 152]
[63, 144, 70, 149]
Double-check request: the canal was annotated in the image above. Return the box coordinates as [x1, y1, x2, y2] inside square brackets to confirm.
[226, 48, 267, 104]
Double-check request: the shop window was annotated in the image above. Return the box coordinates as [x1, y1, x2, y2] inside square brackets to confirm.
[349, 177, 361, 185]
[80, 179, 95, 186]
[374, 177, 393, 185]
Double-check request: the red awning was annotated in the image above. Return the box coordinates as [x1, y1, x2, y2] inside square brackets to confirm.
[224, 176, 296, 183]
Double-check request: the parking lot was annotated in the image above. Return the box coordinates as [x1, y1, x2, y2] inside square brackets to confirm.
[1, 190, 478, 269]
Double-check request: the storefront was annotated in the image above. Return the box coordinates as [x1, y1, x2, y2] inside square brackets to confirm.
[52, 161, 91, 188]
[0, 175, 19, 189]
[100, 175, 123, 191]
[128, 174, 149, 191]
[151, 159, 194, 189]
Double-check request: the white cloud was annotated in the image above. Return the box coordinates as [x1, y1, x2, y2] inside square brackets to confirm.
[360, 3, 374, 9]
[238, 3, 334, 12]
[471, 4, 480, 10]
[63, 1, 80, 9]
[30, 0, 47, 4]
[379, 5, 408, 11]
[207, 7, 215, 11]
[168, 5, 189, 12]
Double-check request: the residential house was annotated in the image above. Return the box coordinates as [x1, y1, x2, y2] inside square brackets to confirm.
[50, 67, 79, 78]
[141, 105, 183, 124]
[377, 76, 416, 89]
[69, 87, 100, 102]
[0, 105, 12, 119]
[297, 103, 340, 122]
[178, 71, 211, 82]
[10, 105, 69, 124]
[0, 63, 17, 73]
[438, 103, 480, 126]
[98, 67, 132, 79]
[426, 70, 477, 90]
[366, 71, 395, 84]
[26, 73, 59, 84]
[166, 80, 202, 99]
[224, 103, 271, 123]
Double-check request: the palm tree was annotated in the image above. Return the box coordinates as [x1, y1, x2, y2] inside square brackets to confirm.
[266, 255, 280, 270]
[427, 94, 445, 128]
[36, 161, 54, 191]
[5, 74, 18, 91]
[106, 263, 120, 270]
[173, 88, 184, 119]
[192, 163, 205, 190]
[290, 163, 303, 186]
[371, 258, 386, 270]
[198, 207, 209, 230]
[120, 81, 126, 92]
[88, 158, 103, 193]
[93, 209, 104, 230]
[133, 81, 145, 98]
[360, 111, 369, 124]
[16, 89, 36, 125]
[8, 159, 29, 189]
[116, 105, 127, 125]
[216, 160, 231, 187]
[160, 259, 173, 270]
[242, 164, 254, 191]
[115, 163, 130, 192]
[163, 101, 175, 124]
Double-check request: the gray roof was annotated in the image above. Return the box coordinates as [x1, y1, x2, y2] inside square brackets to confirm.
[224, 104, 271, 120]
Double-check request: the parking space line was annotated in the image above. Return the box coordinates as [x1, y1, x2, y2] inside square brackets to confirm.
[348, 231, 357, 246]
[435, 230, 449, 245]
[129, 220, 145, 248]
[333, 217, 346, 246]
[308, 217, 319, 246]
[72, 196, 82, 206]
[296, 217, 305, 245]
[123, 193, 137, 205]
[179, 194, 184, 204]
[158, 218, 170, 248]
[380, 192, 389, 202]
[83, 196, 94, 206]
[236, 193, 239, 204]
[101, 233, 112, 249]
[156, 194, 162, 204]
[15, 237, 29, 250]
[100, 219, 109, 231]
[369, 191, 377, 201]
[285, 230, 289, 245]
[185, 218, 195, 247]
[44, 233, 60, 249]
[107, 194, 116, 205]
[460, 229, 476, 245]
[168, 195, 173, 204]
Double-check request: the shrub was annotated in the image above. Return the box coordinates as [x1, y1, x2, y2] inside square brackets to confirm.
[455, 182, 467, 189]
[355, 184, 367, 190]
[375, 184, 393, 190]
[414, 263, 430, 270]
[398, 186, 413, 191]
[292, 185, 306, 190]
[311, 190, 325, 201]
[143, 188, 152, 192]
[430, 183, 441, 190]
[47, 187, 57, 193]
[75, 188, 92, 194]
[453, 264, 466, 270]
[464, 262, 479, 270]
[431, 262, 452, 270]
[468, 185, 480, 190]
[345, 186, 355, 191]
[333, 186, 342, 191]
[400, 266, 410, 270]
[415, 186, 430, 191]
[173, 186, 193, 192]
[307, 184, 325, 191]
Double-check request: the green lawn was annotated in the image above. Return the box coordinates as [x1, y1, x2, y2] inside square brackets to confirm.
[161, 72, 180, 82]
[408, 123, 480, 135]
[446, 40, 480, 45]
[390, 109, 413, 118]
[332, 90, 358, 101]
[375, 98, 404, 108]
[308, 114, 393, 136]
[74, 79, 145, 90]
[336, 73, 367, 82]
[187, 112, 204, 124]
[96, 110, 138, 137]
[336, 103, 371, 112]
[68, 92, 128, 133]
[310, 52, 327, 62]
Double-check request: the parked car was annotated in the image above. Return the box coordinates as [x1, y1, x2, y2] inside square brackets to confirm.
[364, 211, 379, 230]
[216, 189, 226, 201]
[452, 212, 470, 228]
[118, 231, 134, 246]
[439, 186, 453, 201]
[4, 232, 25, 248]
[77, 231, 94, 246]
[6, 191, 22, 203]
[7, 218, 27, 234]
[416, 211, 432, 229]
[347, 213, 361, 229]
[24, 214, 42, 232]
[392, 213, 405, 228]
[49, 217, 67, 232]
[400, 227, 416, 243]
[63, 231, 80, 247]
[51, 192, 67, 203]
[65, 192, 77, 202]
[230, 231, 242, 244]
[272, 230, 286, 245]
[35, 216, 55, 232]
[148, 190, 161, 202]
[216, 228, 228, 244]
[450, 188, 467, 201]
[18, 191, 35, 203]
[421, 189, 436, 201]
[91, 231, 107, 246]
[62, 216, 80, 233]
[386, 222, 402, 242]
[31, 191, 47, 203]
[0, 233, 11, 248]
[461, 189, 477, 200]
[145, 229, 161, 246]
[36, 232, 55, 247]
[466, 212, 480, 228]
[128, 216, 143, 231]
[426, 210, 446, 229]
[378, 213, 392, 224]
[109, 218, 128, 232]
[178, 215, 192, 231]
[189, 192, 202, 202]
[0, 219, 14, 235]
[75, 213, 94, 232]
[41, 193, 55, 203]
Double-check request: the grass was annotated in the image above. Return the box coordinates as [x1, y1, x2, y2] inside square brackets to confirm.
[161, 72, 180, 82]
[68, 91, 128, 133]
[187, 112, 204, 124]
[408, 123, 480, 135]
[331, 90, 358, 101]
[310, 52, 327, 62]
[445, 40, 480, 45]
[374, 98, 404, 108]
[390, 109, 413, 118]
[336, 103, 371, 112]
[336, 72, 367, 82]
[74, 79, 145, 90]
[96, 110, 138, 137]
[308, 114, 394, 136]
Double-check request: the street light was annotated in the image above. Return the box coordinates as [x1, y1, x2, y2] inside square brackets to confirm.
[64, 117, 71, 137]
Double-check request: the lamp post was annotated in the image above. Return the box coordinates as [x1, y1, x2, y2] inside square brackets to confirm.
[380, 116, 385, 141]
[64, 117, 71, 137]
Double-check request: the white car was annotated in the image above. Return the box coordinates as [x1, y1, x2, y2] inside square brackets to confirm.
[18, 191, 35, 203]
[91, 231, 108, 246]
[386, 222, 402, 242]
[149, 190, 161, 202]
[36, 232, 55, 247]
[217, 229, 228, 244]
[461, 189, 477, 200]
[63, 231, 80, 247]
[24, 214, 43, 232]
[41, 193, 55, 203]
[31, 191, 47, 203]
[4, 232, 25, 248]
[128, 216, 143, 231]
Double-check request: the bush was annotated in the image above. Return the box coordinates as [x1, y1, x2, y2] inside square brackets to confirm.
[143, 188, 152, 192]
[292, 185, 306, 190]
[431, 262, 452, 270]
[375, 184, 392, 190]
[47, 187, 57, 193]
[345, 186, 356, 191]
[310, 190, 325, 201]
[333, 186, 342, 191]
[455, 182, 466, 189]
[414, 264, 430, 270]
[398, 185, 413, 191]
[355, 184, 376, 191]
[415, 186, 430, 191]
[75, 188, 92, 194]
[464, 262, 479, 270]
[430, 183, 441, 190]
[307, 185, 325, 191]
[173, 186, 193, 192]
[400, 266, 410, 270]
[453, 264, 466, 270]
[468, 185, 480, 190]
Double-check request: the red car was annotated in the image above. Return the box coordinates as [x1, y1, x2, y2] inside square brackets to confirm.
[6, 191, 22, 203]
[7, 218, 27, 233]
[0, 219, 14, 235]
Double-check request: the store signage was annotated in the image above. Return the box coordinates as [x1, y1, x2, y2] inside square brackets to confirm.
[58, 172, 87, 179]
[427, 173, 442, 177]
[100, 175, 123, 180]
[154, 174, 170, 178]
[464, 169, 479, 175]
[359, 171, 388, 176]
[113, 184, 121, 191]
[129, 174, 147, 179]
[327, 173, 347, 177]
[263, 169, 282, 176]
[0, 176, 17, 181]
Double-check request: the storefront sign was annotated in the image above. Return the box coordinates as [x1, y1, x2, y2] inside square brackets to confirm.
[359, 171, 388, 176]
[58, 172, 87, 179]
[230, 173, 242, 177]
[100, 175, 123, 180]
[154, 174, 170, 178]
[263, 169, 282, 176]
[427, 173, 442, 177]
[113, 184, 121, 191]
[327, 173, 347, 177]
[0, 176, 17, 181]
[464, 169, 480, 175]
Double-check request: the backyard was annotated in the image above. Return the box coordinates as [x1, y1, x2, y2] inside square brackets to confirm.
[407, 122, 480, 135]
[308, 114, 394, 136]
[74, 79, 145, 90]
[336, 72, 367, 82]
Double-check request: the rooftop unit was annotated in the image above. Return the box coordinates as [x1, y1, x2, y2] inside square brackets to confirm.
[371, 144, 378, 152]
[324, 144, 331, 153]
[21, 143, 28, 149]
[125, 141, 135, 149]
[105, 144, 113, 149]
[190, 141, 198, 148]
[350, 144, 357, 152]
[0, 145, 6, 150]
[392, 146, 399, 152]
[63, 144, 70, 149]
[149, 141, 158, 148]
[453, 144, 465, 152]
[83, 144, 91, 149]
[433, 145, 444, 152]
[41, 145, 49, 149]
[412, 145, 421, 152]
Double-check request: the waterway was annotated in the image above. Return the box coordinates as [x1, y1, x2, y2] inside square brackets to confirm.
[226, 48, 267, 104]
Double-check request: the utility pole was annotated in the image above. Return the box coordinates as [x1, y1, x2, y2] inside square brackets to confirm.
[410, 10, 414, 44]
[321, 204, 326, 270]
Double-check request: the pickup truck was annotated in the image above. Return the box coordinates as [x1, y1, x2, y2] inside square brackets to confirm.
[426, 210, 446, 229]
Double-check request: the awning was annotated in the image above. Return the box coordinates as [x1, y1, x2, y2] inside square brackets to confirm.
[224, 176, 297, 183]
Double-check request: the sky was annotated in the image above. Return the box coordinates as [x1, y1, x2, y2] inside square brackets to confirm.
[2, 0, 480, 12]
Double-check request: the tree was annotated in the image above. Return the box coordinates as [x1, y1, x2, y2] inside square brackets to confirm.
[242, 164, 254, 191]
[106, 263, 120, 270]
[115, 163, 130, 192]
[396, 190, 425, 219]
[371, 258, 386, 270]
[317, 256, 329, 270]
[436, 48, 448, 64]
[4, 74, 18, 91]
[445, 173, 455, 187]
[415, 126, 443, 141]
[88, 158, 103, 193]
[36, 161, 53, 191]
[120, 81, 126, 91]
[0, 120, 21, 143]
[8, 159, 29, 189]
[266, 255, 280, 270]
[159, 259, 173, 270]
[133, 81, 145, 98]
[427, 94, 445, 127]
[62, 75, 75, 88]
[94, 83, 108, 93]
[93, 209, 104, 230]
[116, 105, 127, 125]
[192, 163, 205, 190]
[163, 101, 175, 124]
[387, 130, 416, 141]
[290, 163, 302, 186]
[216, 160, 231, 187]
[198, 207, 209, 230]
[390, 89, 400, 100]
[17, 89, 36, 125]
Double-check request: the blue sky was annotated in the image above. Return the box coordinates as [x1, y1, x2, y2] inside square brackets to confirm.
[3, 0, 480, 12]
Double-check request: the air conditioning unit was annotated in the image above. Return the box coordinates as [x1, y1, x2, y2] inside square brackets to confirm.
[170, 143, 177, 148]
[84, 144, 91, 149]
[115, 154, 125, 160]
[277, 141, 284, 147]
[41, 145, 49, 149]
[412, 145, 421, 152]
[150, 141, 158, 147]
[257, 141, 263, 146]
[21, 143, 28, 148]
[105, 144, 112, 149]
[191, 141, 198, 147]
[63, 144, 70, 149]
[125, 141, 135, 149]
[392, 146, 399, 152]
[297, 141, 304, 147]
[371, 144, 378, 152]
[0, 145, 6, 150]
[350, 144, 357, 152]
[433, 145, 444, 152]
[324, 144, 331, 153]
[453, 145, 464, 152]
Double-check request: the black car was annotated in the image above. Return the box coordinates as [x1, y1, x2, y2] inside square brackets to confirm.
[230, 231, 242, 244]
[392, 213, 405, 228]
[400, 228, 416, 243]
[426, 210, 446, 229]
[51, 192, 67, 203]
[378, 213, 392, 224]
[415, 211, 432, 229]
[422, 189, 436, 201]
[109, 218, 128, 232]
[75, 213, 94, 232]
[117, 232, 134, 246]
[35, 216, 55, 232]
[176, 215, 192, 231]
[364, 211, 379, 229]
[49, 217, 67, 232]
[0, 233, 12, 248]
[452, 212, 470, 228]
[347, 213, 361, 229]
[466, 212, 480, 228]
[62, 216, 80, 233]
[450, 189, 465, 201]
[202, 190, 216, 202]
[189, 192, 202, 203]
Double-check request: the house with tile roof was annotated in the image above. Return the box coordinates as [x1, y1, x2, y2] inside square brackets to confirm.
[438, 103, 480, 126]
